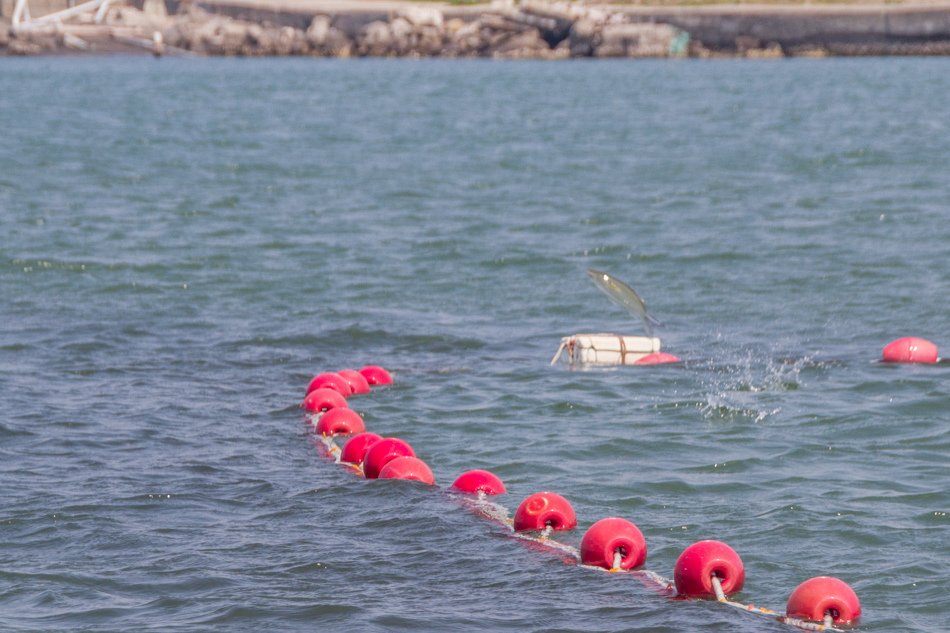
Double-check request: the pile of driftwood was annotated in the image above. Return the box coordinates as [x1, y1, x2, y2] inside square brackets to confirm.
[2, 0, 178, 55]
[1, 1, 690, 58]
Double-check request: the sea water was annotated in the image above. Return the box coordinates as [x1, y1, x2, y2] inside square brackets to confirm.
[0, 56, 947, 632]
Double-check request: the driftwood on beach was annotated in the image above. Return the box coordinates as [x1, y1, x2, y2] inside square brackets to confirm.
[4, 0, 950, 58]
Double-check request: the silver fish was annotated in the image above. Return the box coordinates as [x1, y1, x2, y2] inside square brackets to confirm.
[586, 268, 662, 337]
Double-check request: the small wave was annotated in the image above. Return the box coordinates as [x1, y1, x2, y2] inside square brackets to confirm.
[0, 422, 34, 438]
[9, 258, 90, 273]
[700, 395, 781, 424]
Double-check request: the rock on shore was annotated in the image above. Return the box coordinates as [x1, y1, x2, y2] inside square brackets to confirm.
[157, 1, 689, 58]
[1, 1, 690, 58]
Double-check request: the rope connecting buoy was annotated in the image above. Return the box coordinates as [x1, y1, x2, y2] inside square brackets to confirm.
[786, 576, 861, 627]
[340, 432, 382, 465]
[634, 352, 682, 365]
[580, 517, 647, 571]
[451, 469, 507, 496]
[378, 456, 436, 485]
[673, 540, 745, 599]
[337, 369, 371, 395]
[882, 336, 939, 364]
[302, 387, 348, 413]
[359, 365, 393, 386]
[306, 372, 352, 396]
[513, 492, 578, 532]
[315, 407, 365, 436]
[362, 437, 416, 479]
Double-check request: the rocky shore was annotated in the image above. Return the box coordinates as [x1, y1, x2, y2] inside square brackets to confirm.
[0, 0, 690, 58]
[4, 0, 950, 58]
[154, 1, 689, 59]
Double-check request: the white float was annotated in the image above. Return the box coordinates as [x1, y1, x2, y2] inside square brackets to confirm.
[550, 333, 662, 366]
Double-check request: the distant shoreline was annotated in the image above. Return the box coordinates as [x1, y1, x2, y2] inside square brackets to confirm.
[4, 0, 950, 57]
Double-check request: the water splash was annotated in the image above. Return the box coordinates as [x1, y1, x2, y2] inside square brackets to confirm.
[695, 349, 815, 423]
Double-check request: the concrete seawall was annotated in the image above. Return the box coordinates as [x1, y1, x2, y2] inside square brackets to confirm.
[623, 4, 950, 54]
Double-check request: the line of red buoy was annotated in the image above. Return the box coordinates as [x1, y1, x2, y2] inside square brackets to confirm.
[299, 365, 863, 631]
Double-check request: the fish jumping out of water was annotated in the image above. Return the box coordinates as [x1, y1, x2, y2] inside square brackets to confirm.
[586, 268, 662, 337]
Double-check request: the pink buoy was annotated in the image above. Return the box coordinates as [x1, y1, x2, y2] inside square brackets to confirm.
[673, 540, 745, 598]
[306, 372, 352, 396]
[451, 469, 507, 496]
[362, 437, 415, 479]
[378, 456, 436, 485]
[337, 369, 371, 395]
[513, 491, 577, 532]
[302, 388, 348, 413]
[315, 408, 365, 436]
[786, 576, 861, 626]
[580, 517, 647, 570]
[882, 337, 938, 364]
[634, 352, 681, 365]
[340, 432, 382, 465]
[359, 365, 393, 386]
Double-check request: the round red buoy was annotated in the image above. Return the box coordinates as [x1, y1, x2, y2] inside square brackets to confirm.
[674, 540, 745, 598]
[337, 369, 371, 395]
[315, 408, 365, 436]
[362, 437, 415, 479]
[634, 352, 681, 365]
[786, 576, 861, 626]
[378, 456, 436, 485]
[882, 337, 938, 364]
[359, 365, 393, 386]
[301, 388, 348, 413]
[451, 469, 507, 496]
[306, 372, 352, 396]
[340, 432, 382, 465]
[580, 517, 647, 570]
[513, 492, 577, 532]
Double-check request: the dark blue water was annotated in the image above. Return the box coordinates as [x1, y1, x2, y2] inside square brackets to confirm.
[1, 57, 947, 632]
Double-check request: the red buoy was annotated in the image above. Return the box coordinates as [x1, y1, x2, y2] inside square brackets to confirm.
[362, 437, 415, 479]
[882, 337, 938, 364]
[451, 469, 507, 496]
[340, 432, 382, 465]
[337, 369, 371, 395]
[306, 372, 352, 396]
[315, 408, 365, 436]
[302, 388, 348, 413]
[378, 456, 436, 485]
[673, 540, 745, 598]
[359, 365, 393, 386]
[634, 352, 681, 365]
[513, 492, 577, 532]
[786, 576, 861, 626]
[580, 517, 647, 570]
